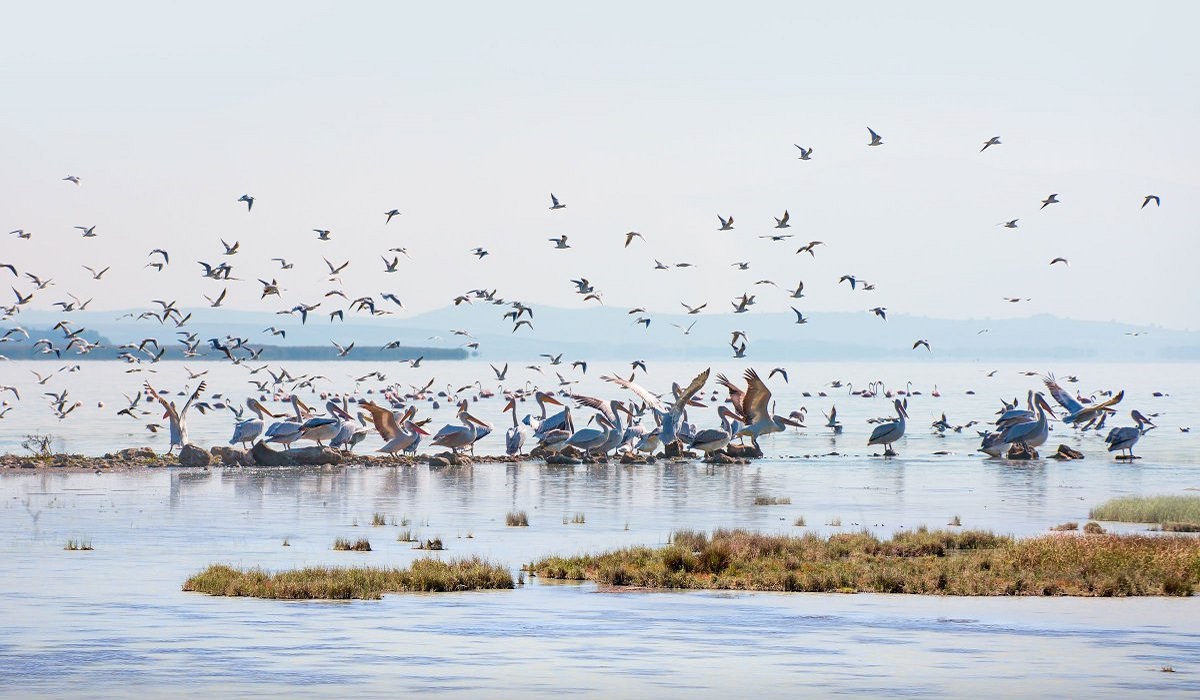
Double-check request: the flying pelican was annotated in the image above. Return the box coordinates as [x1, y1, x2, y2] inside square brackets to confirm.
[868, 399, 908, 456]
[867, 127, 883, 146]
[721, 369, 799, 453]
[144, 380, 205, 454]
[1105, 411, 1155, 458]
[504, 398, 527, 456]
[1043, 374, 1123, 424]
[228, 397, 281, 448]
[360, 403, 424, 454]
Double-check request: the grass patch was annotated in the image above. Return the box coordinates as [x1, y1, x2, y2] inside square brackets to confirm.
[794, 516, 806, 527]
[371, 512, 387, 527]
[1090, 496, 1200, 526]
[1158, 522, 1200, 533]
[948, 515, 961, 527]
[1083, 521, 1106, 535]
[828, 517, 842, 527]
[506, 510, 529, 527]
[1051, 522, 1079, 531]
[64, 539, 93, 551]
[571, 513, 586, 524]
[282, 538, 291, 547]
[754, 496, 791, 506]
[183, 557, 513, 600]
[417, 538, 444, 551]
[532, 528, 1200, 596]
[333, 538, 372, 552]
[397, 529, 417, 542]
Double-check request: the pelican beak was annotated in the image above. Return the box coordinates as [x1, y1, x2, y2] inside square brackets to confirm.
[542, 394, 564, 407]
[1037, 394, 1057, 418]
[778, 417, 804, 428]
[412, 423, 431, 436]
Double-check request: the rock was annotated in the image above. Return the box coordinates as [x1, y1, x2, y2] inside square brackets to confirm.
[428, 456, 451, 467]
[724, 443, 763, 459]
[1052, 444, 1085, 460]
[546, 454, 581, 465]
[178, 444, 211, 467]
[1005, 443, 1038, 460]
[20, 461, 36, 469]
[250, 442, 342, 467]
[118, 447, 156, 460]
[706, 452, 738, 464]
[209, 445, 252, 466]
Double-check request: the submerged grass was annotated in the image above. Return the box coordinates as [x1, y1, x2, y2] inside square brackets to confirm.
[753, 496, 791, 506]
[1090, 496, 1200, 526]
[184, 557, 514, 600]
[64, 539, 93, 551]
[532, 528, 1200, 597]
[505, 510, 529, 527]
[333, 538, 372, 552]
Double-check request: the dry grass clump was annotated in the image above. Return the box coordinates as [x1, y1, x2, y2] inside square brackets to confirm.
[416, 538, 444, 551]
[371, 512, 387, 527]
[397, 529, 417, 542]
[1090, 496, 1200, 526]
[532, 528, 1200, 597]
[333, 538, 372, 552]
[64, 539, 93, 551]
[1158, 522, 1200, 533]
[505, 510, 529, 527]
[1051, 522, 1079, 531]
[183, 557, 513, 599]
[753, 495, 791, 506]
[794, 516, 806, 527]
[948, 515, 962, 527]
[1083, 521, 1106, 535]
[571, 513, 586, 524]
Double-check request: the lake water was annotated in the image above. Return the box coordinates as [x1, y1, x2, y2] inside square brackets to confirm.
[1, 361, 1198, 697]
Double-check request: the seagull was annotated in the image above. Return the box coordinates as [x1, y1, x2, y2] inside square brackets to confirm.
[731, 261, 750, 270]
[382, 256, 400, 272]
[491, 363, 508, 380]
[624, 231, 644, 248]
[681, 302, 707, 315]
[149, 249, 169, 265]
[839, 274, 858, 290]
[331, 341, 354, 357]
[795, 241, 824, 257]
[794, 145, 813, 160]
[1141, 195, 1161, 209]
[385, 208, 402, 223]
[313, 229, 332, 240]
[74, 225, 97, 237]
[870, 307, 887, 320]
[789, 281, 806, 299]
[205, 288, 227, 307]
[913, 339, 931, 352]
[791, 307, 808, 324]
[471, 248, 489, 259]
[718, 214, 734, 231]
[980, 136, 1001, 152]
[1050, 257, 1069, 266]
[774, 210, 791, 229]
[867, 127, 883, 146]
[324, 258, 349, 275]
[9, 229, 31, 239]
[272, 258, 293, 270]
[768, 367, 789, 383]
[63, 175, 81, 185]
[237, 194, 254, 211]
[1000, 219, 1019, 229]
[82, 265, 109, 280]
[549, 235, 570, 249]
[549, 193, 565, 210]
[1040, 193, 1060, 209]
[671, 320, 697, 335]
[221, 239, 240, 255]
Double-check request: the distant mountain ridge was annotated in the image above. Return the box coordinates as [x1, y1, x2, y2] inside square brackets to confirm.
[7, 306, 1198, 362]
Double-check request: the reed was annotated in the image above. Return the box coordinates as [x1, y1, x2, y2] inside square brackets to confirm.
[333, 537, 372, 552]
[571, 513, 586, 524]
[1051, 522, 1079, 531]
[506, 510, 529, 527]
[417, 538, 444, 551]
[64, 539, 93, 551]
[794, 516, 806, 527]
[371, 512, 387, 527]
[532, 528, 1200, 597]
[753, 495, 791, 506]
[948, 515, 962, 527]
[183, 557, 514, 599]
[396, 529, 416, 542]
[1089, 496, 1200, 526]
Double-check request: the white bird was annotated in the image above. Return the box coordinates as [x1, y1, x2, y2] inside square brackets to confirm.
[794, 145, 813, 160]
[549, 193, 565, 210]
[867, 127, 883, 146]
[1040, 193, 1060, 209]
[980, 136, 1001, 152]
[867, 399, 908, 456]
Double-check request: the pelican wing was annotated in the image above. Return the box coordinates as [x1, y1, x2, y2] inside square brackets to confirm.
[716, 373, 745, 416]
[1042, 374, 1084, 416]
[602, 375, 666, 412]
[740, 368, 771, 426]
[669, 368, 711, 418]
[358, 401, 401, 440]
[571, 393, 614, 420]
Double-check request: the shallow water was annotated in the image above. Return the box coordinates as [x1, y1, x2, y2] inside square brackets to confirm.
[2, 361, 1199, 696]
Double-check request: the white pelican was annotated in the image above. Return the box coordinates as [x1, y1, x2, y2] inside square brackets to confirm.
[688, 427, 731, 459]
[431, 409, 490, 454]
[229, 398, 280, 448]
[360, 404, 426, 454]
[572, 396, 631, 456]
[264, 396, 309, 449]
[604, 368, 710, 448]
[867, 399, 908, 456]
[1105, 411, 1155, 458]
[504, 398, 527, 456]
[1043, 375, 1123, 425]
[565, 414, 615, 456]
[530, 392, 569, 437]
[992, 393, 1056, 454]
[144, 381, 205, 454]
[722, 369, 801, 453]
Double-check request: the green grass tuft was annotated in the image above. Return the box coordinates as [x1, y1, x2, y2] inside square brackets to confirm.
[183, 557, 513, 599]
[533, 528, 1200, 597]
[1090, 496, 1200, 526]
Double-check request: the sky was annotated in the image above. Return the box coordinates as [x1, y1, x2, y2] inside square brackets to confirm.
[3, 1, 1198, 335]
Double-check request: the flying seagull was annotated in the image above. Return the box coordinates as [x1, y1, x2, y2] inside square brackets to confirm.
[913, 339, 931, 352]
[867, 127, 883, 146]
[1050, 257, 1069, 266]
[63, 175, 81, 185]
[1141, 195, 1160, 209]
[624, 231, 644, 248]
[549, 193, 565, 210]
[774, 210, 790, 229]
[237, 194, 254, 211]
[385, 208, 401, 223]
[718, 214, 734, 231]
[1040, 193, 1060, 209]
[1000, 219, 1019, 229]
[980, 136, 1001, 152]
[794, 145, 813, 160]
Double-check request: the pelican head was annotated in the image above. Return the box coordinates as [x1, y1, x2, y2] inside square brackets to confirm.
[894, 399, 908, 419]
[1034, 392, 1056, 419]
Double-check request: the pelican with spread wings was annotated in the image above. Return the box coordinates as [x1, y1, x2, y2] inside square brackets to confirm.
[144, 380, 206, 454]
[604, 367, 710, 447]
[1043, 374, 1123, 424]
[722, 369, 802, 453]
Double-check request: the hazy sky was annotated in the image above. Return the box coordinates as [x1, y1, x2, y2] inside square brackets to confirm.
[3, 1, 1198, 331]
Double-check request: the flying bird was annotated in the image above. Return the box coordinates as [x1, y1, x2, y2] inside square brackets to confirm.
[774, 210, 790, 229]
[237, 194, 254, 211]
[623, 231, 644, 248]
[385, 208, 402, 223]
[867, 127, 883, 146]
[1050, 257, 1069, 266]
[980, 136, 1001, 152]
[913, 339, 931, 352]
[63, 175, 81, 185]
[718, 214, 734, 231]
[549, 193, 565, 210]
[1040, 193, 1060, 209]
[794, 145, 813, 160]
[791, 307, 808, 324]
[471, 248, 489, 259]
[549, 235, 570, 249]
[1000, 219, 1019, 229]
[1141, 195, 1160, 209]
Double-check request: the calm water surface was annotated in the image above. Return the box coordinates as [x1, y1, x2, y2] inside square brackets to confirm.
[2, 361, 1198, 697]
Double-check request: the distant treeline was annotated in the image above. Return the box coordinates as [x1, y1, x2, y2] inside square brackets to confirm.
[0, 336, 469, 362]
